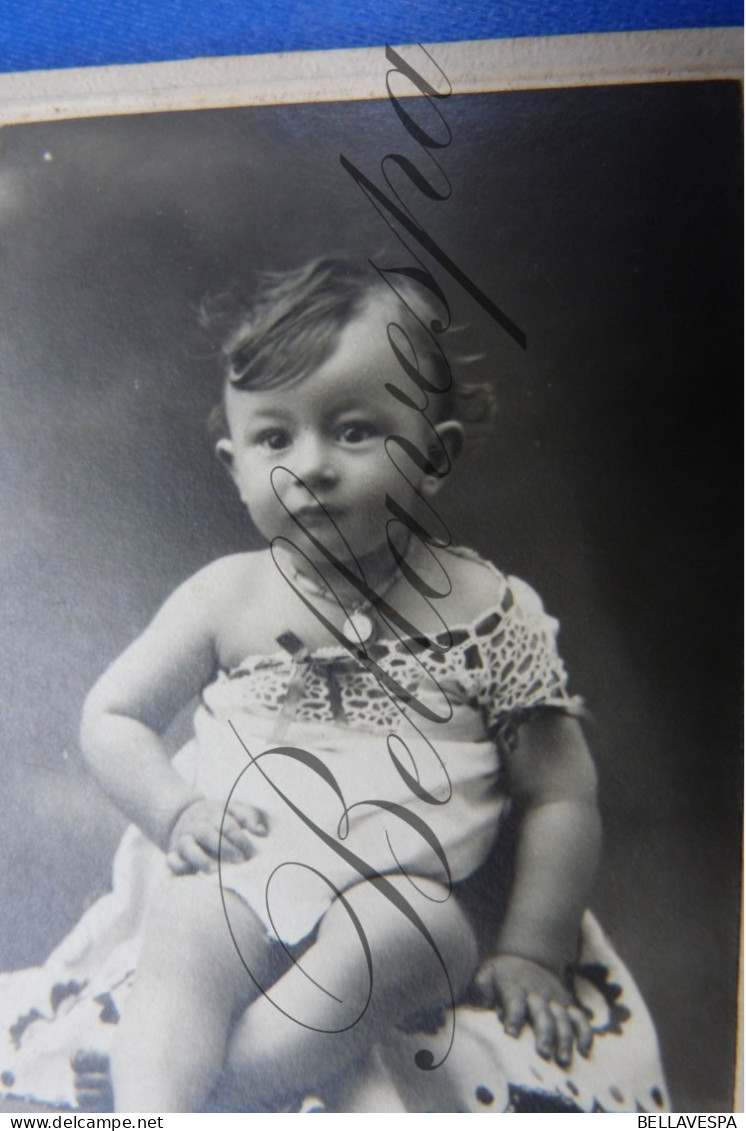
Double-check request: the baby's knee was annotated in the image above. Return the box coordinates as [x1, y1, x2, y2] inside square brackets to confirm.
[143, 873, 225, 959]
[142, 874, 272, 986]
[148, 871, 217, 924]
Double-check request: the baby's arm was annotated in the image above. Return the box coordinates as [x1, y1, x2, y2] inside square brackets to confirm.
[80, 558, 264, 867]
[471, 710, 601, 1065]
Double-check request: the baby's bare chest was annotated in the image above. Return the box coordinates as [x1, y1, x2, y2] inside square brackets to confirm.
[220, 594, 340, 665]
[214, 563, 452, 672]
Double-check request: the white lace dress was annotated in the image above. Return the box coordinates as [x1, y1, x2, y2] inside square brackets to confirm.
[0, 564, 670, 1113]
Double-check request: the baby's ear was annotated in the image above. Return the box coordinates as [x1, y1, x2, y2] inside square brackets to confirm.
[215, 438, 235, 474]
[422, 420, 465, 496]
[435, 420, 465, 464]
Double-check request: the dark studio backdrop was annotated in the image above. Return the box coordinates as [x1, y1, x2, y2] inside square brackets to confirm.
[0, 79, 741, 1111]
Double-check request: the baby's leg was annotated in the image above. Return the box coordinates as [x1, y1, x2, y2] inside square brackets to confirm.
[224, 874, 478, 1108]
[112, 872, 286, 1112]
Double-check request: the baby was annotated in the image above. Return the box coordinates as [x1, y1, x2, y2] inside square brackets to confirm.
[80, 259, 599, 1112]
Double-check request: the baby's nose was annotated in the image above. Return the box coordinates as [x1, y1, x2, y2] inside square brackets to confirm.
[292, 431, 337, 486]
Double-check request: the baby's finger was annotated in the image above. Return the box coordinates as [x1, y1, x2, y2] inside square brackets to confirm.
[191, 823, 246, 863]
[549, 1002, 574, 1067]
[166, 850, 193, 875]
[227, 802, 268, 837]
[219, 821, 258, 861]
[190, 823, 222, 857]
[502, 989, 528, 1039]
[217, 822, 258, 863]
[467, 965, 498, 1009]
[568, 1005, 593, 1057]
[211, 823, 253, 863]
[526, 993, 556, 1060]
[176, 834, 218, 873]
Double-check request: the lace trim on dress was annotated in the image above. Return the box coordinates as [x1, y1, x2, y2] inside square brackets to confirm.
[203, 555, 583, 734]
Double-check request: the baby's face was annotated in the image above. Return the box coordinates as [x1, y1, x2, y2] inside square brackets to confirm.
[220, 297, 456, 570]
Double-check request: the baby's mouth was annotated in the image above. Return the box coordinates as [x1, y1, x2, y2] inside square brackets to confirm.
[292, 504, 344, 528]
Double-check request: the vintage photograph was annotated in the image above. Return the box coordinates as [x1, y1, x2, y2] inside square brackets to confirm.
[0, 37, 741, 1113]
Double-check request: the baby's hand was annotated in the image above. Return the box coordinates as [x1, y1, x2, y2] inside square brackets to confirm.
[468, 953, 592, 1067]
[166, 798, 267, 875]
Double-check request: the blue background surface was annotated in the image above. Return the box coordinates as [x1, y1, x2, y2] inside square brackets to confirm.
[0, 0, 742, 73]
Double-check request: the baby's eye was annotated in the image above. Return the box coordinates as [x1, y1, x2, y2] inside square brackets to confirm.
[255, 428, 292, 451]
[336, 421, 379, 444]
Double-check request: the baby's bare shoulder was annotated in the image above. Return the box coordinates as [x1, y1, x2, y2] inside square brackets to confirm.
[436, 546, 509, 622]
[185, 551, 272, 605]
[188, 550, 269, 587]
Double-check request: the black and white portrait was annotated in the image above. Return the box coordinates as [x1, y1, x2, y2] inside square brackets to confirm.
[0, 38, 741, 1113]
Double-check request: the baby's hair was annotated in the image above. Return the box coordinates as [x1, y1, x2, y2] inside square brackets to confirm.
[203, 258, 494, 439]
